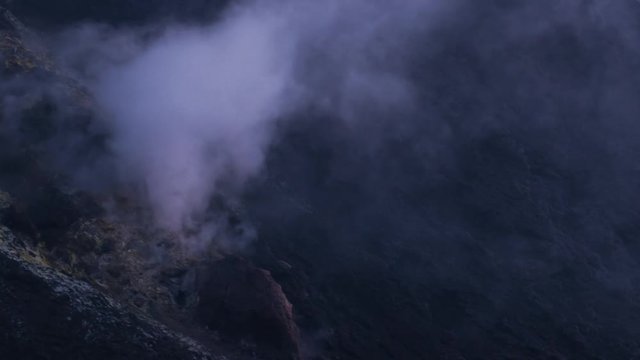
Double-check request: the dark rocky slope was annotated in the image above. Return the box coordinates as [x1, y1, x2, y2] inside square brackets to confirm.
[3, 1, 640, 360]
[0, 182, 300, 360]
[0, 226, 216, 360]
[243, 1, 640, 359]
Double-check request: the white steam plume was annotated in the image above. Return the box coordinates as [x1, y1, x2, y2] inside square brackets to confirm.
[53, 0, 453, 248]
[95, 6, 292, 241]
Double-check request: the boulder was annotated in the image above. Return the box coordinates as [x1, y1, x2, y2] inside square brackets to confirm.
[197, 256, 300, 360]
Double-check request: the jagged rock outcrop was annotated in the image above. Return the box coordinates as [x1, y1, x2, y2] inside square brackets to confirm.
[0, 6, 52, 73]
[0, 226, 220, 360]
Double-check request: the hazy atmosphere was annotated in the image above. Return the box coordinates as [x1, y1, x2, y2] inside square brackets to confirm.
[1, 0, 640, 359]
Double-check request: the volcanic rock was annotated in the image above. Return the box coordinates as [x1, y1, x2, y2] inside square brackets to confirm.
[0, 226, 221, 360]
[197, 256, 300, 360]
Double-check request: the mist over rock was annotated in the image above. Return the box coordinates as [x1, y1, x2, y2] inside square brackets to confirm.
[2, 1, 640, 359]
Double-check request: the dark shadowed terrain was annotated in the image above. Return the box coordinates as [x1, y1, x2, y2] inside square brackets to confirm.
[0, 0, 230, 27]
[2, 0, 640, 359]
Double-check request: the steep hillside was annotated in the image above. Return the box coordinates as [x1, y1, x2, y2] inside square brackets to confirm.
[3, 1, 640, 360]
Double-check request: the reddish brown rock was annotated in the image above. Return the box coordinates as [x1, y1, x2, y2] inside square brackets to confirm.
[197, 256, 300, 360]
